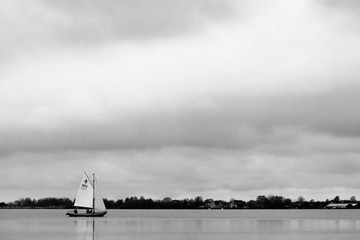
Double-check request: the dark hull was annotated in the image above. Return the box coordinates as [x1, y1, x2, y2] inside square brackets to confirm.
[66, 211, 107, 217]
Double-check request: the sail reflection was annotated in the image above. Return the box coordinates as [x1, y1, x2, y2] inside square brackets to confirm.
[74, 218, 95, 240]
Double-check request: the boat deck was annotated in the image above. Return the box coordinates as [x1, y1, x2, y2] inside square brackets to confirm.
[66, 210, 107, 217]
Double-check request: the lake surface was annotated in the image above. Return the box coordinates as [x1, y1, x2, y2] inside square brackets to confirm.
[1, 209, 360, 240]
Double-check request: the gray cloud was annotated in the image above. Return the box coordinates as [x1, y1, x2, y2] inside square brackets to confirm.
[2, 84, 360, 156]
[1, 148, 360, 202]
[319, 0, 360, 10]
[0, 0, 235, 62]
[47, 0, 235, 42]
[1, 0, 360, 202]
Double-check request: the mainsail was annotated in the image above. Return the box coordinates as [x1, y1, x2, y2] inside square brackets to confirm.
[74, 172, 106, 212]
[74, 173, 93, 208]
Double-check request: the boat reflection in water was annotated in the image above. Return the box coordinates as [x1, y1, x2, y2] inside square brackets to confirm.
[74, 218, 95, 240]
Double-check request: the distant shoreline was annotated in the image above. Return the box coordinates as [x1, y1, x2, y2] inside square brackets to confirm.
[1, 195, 359, 210]
[1, 207, 359, 210]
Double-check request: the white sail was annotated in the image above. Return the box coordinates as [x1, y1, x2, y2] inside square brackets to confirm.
[94, 175, 106, 212]
[74, 173, 93, 208]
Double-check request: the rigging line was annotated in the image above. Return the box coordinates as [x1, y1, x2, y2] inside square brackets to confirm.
[84, 171, 94, 188]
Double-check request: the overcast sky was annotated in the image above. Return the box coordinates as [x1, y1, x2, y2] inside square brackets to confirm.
[1, 0, 360, 203]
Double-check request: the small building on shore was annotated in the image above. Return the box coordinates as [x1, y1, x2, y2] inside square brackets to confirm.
[325, 203, 357, 209]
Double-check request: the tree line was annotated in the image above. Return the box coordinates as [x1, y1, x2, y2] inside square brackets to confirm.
[0, 197, 73, 208]
[1, 195, 359, 209]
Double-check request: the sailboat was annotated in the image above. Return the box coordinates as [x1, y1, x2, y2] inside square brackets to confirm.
[66, 172, 107, 217]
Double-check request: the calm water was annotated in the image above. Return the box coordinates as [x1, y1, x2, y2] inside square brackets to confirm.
[1, 209, 360, 240]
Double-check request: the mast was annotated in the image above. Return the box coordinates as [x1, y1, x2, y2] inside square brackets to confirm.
[93, 173, 95, 213]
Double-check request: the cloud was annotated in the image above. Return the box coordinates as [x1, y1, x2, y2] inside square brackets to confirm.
[46, 0, 235, 39]
[0, 0, 235, 61]
[2, 84, 360, 156]
[1, 0, 360, 202]
[1, 147, 360, 202]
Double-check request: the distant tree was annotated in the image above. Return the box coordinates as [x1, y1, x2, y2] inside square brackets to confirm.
[114, 199, 123, 208]
[194, 196, 204, 208]
[283, 198, 293, 209]
[350, 196, 357, 202]
[144, 198, 154, 209]
[268, 195, 284, 209]
[23, 198, 36, 207]
[36, 197, 72, 208]
[295, 196, 306, 209]
[308, 199, 316, 209]
[247, 200, 257, 209]
[163, 197, 172, 202]
[103, 199, 115, 209]
[333, 196, 340, 203]
[236, 200, 247, 209]
[204, 199, 214, 204]
[256, 195, 269, 209]
[297, 196, 305, 203]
